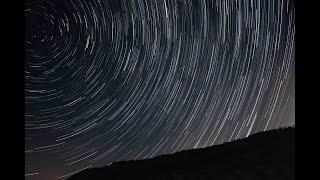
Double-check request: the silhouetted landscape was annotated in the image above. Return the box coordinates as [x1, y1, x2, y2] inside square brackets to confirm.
[67, 127, 295, 180]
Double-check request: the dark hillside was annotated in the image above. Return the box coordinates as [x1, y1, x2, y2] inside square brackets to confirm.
[68, 127, 295, 180]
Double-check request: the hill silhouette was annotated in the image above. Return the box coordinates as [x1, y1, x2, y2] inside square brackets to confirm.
[67, 127, 295, 180]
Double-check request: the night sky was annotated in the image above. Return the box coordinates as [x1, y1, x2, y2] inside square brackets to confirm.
[25, 0, 295, 179]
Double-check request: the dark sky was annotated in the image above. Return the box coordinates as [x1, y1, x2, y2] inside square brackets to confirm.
[25, 0, 295, 179]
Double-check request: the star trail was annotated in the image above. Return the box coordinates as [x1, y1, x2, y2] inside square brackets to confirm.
[25, 0, 295, 179]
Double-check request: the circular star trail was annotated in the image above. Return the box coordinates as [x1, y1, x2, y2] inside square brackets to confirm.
[25, 0, 295, 179]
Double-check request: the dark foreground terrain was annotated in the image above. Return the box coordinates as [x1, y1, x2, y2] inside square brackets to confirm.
[68, 127, 295, 180]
